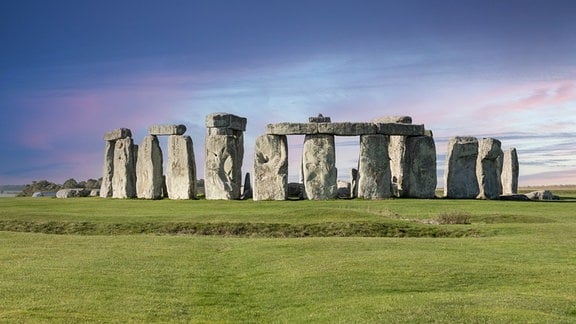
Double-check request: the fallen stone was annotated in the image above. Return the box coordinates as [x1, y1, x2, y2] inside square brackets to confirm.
[357, 134, 392, 199]
[525, 190, 559, 201]
[103, 128, 132, 141]
[148, 124, 187, 136]
[476, 138, 503, 200]
[166, 135, 197, 199]
[403, 135, 437, 198]
[499, 194, 531, 201]
[302, 134, 338, 200]
[205, 112, 247, 131]
[56, 188, 90, 198]
[136, 135, 164, 199]
[112, 137, 137, 199]
[337, 180, 351, 198]
[444, 136, 479, 198]
[501, 148, 519, 195]
[253, 134, 288, 201]
[89, 189, 100, 197]
[287, 182, 305, 199]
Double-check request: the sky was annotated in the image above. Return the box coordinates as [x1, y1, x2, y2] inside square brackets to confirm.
[1, 0, 575, 187]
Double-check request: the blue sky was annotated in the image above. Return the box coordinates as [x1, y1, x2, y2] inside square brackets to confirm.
[1, 0, 575, 186]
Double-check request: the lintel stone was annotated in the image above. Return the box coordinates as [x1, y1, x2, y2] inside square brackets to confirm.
[103, 128, 132, 141]
[205, 112, 247, 131]
[148, 124, 187, 136]
[266, 122, 424, 136]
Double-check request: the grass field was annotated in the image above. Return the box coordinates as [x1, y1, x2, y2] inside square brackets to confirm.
[1, 192, 575, 322]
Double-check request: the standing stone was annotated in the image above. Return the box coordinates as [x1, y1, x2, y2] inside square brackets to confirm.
[136, 135, 164, 199]
[357, 134, 392, 199]
[205, 113, 246, 200]
[444, 137, 479, 198]
[350, 168, 358, 198]
[302, 134, 337, 200]
[372, 116, 412, 198]
[253, 134, 288, 201]
[476, 138, 503, 200]
[241, 173, 253, 200]
[403, 135, 437, 198]
[112, 137, 137, 199]
[501, 148, 519, 195]
[388, 135, 407, 197]
[166, 135, 197, 199]
[205, 135, 241, 200]
[100, 141, 115, 198]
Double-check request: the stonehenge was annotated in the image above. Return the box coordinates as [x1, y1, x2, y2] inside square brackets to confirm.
[100, 124, 197, 200]
[444, 136, 518, 200]
[100, 113, 521, 201]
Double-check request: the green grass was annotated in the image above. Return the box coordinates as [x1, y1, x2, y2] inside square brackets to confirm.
[1, 195, 576, 322]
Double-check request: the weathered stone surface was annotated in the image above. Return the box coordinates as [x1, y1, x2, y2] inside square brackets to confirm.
[89, 189, 100, 197]
[56, 188, 90, 198]
[205, 135, 242, 200]
[317, 122, 377, 135]
[136, 135, 164, 199]
[501, 148, 519, 195]
[205, 112, 247, 131]
[403, 136, 437, 198]
[166, 135, 197, 199]
[100, 141, 115, 198]
[241, 173, 253, 200]
[444, 137, 479, 198]
[253, 134, 288, 201]
[265, 122, 425, 136]
[371, 116, 412, 124]
[103, 128, 132, 141]
[357, 134, 392, 199]
[266, 123, 318, 135]
[112, 137, 137, 198]
[525, 190, 559, 201]
[302, 134, 337, 200]
[476, 138, 503, 200]
[388, 135, 407, 197]
[148, 124, 186, 136]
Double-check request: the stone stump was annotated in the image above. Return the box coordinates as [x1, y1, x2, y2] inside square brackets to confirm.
[357, 134, 392, 199]
[136, 135, 164, 199]
[403, 135, 437, 198]
[476, 138, 503, 200]
[302, 134, 337, 200]
[205, 113, 246, 200]
[166, 135, 197, 199]
[253, 134, 288, 200]
[501, 148, 519, 195]
[112, 137, 137, 198]
[444, 136, 479, 198]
